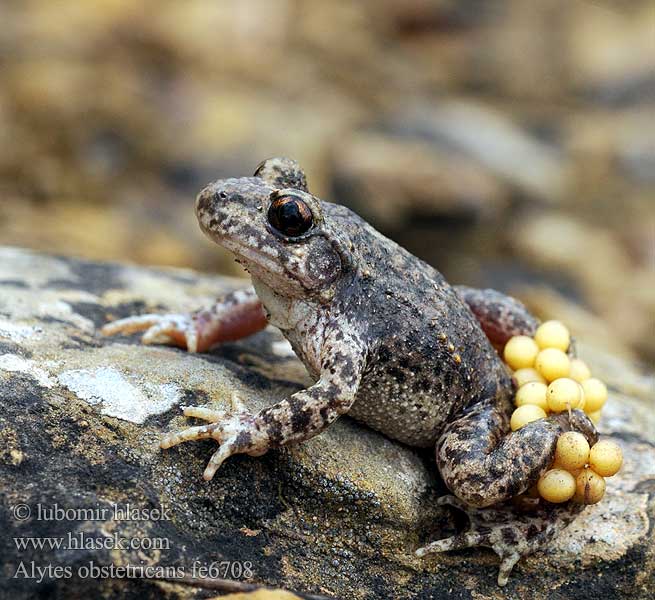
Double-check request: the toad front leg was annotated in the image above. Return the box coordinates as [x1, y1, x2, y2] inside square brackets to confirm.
[161, 328, 366, 480]
[101, 287, 267, 352]
[419, 399, 598, 585]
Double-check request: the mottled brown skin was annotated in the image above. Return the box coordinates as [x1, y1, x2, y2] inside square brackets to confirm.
[102, 158, 598, 586]
[454, 286, 540, 351]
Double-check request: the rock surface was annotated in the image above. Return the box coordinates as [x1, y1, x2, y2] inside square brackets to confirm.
[0, 247, 653, 600]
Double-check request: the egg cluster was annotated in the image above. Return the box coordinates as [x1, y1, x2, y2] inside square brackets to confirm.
[537, 434, 622, 504]
[503, 321, 607, 428]
[502, 320, 622, 505]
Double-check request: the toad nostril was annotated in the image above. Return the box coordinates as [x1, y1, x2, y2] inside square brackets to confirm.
[218, 191, 227, 200]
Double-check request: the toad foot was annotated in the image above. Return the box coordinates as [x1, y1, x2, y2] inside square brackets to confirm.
[416, 495, 584, 586]
[161, 392, 269, 480]
[102, 313, 200, 352]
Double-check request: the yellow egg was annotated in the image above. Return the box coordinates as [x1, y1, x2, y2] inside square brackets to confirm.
[552, 464, 584, 478]
[576, 382, 586, 411]
[534, 320, 571, 351]
[589, 440, 623, 477]
[510, 405, 547, 431]
[547, 378, 582, 413]
[515, 382, 549, 411]
[537, 469, 576, 503]
[582, 378, 608, 413]
[554, 432, 590, 471]
[587, 410, 602, 424]
[504, 336, 540, 370]
[513, 368, 546, 387]
[535, 348, 570, 382]
[573, 469, 606, 504]
[569, 358, 591, 383]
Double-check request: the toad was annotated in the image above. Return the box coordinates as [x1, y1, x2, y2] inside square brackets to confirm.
[103, 158, 597, 585]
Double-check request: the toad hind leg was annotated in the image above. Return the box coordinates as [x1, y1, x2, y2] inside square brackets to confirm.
[422, 400, 597, 585]
[455, 285, 538, 349]
[416, 495, 585, 586]
[436, 400, 597, 508]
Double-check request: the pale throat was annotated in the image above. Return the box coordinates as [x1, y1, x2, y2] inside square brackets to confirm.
[251, 275, 325, 379]
[251, 276, 314, 332]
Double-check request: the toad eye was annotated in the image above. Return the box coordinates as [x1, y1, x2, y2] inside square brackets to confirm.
[267, 195, 313, 238]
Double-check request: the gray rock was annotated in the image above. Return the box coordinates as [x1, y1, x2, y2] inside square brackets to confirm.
[399, 102, 570, 202]
[0, 246, 652, 600]
[331, 130, 508, 228]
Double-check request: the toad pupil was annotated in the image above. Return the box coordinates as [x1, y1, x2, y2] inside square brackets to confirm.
[267, 196, 313, 237]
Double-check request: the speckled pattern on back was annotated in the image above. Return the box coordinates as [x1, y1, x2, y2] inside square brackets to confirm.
[323, 202, 512, 448]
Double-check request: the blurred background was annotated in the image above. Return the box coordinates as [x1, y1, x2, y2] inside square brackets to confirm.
[0, 0, 653, 364]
